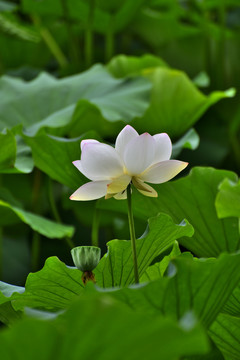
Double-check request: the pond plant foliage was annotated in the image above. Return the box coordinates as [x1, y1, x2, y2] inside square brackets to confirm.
[0, 1, 240, 359]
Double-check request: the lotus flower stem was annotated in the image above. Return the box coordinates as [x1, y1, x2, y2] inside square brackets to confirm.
[85, 0, 95, 67]
[127, 184, 139, 284]
[47, 178, 75, 249]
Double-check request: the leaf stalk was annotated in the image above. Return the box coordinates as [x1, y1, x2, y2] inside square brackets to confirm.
[127, 184, 139, 284]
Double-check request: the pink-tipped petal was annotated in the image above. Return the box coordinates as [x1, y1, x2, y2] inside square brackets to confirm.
[139, 160, 188, 184]
[115, 125, 139, 159]
[72, 160, 93, 179]
[81, 142, 124, 181]
[124, 133, 156, 175]
[81, 139, 99, 151]
[153, 133, 172, 163]
[70, 181, 109, 201]
[72, 160, 84, 173]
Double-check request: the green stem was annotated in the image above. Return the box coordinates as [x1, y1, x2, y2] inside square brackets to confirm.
[85, 0, 95, 67]
[60, 0, 80, 64]
[91, 206, 100, 247]
[40, 27, 68, 68]
[47, 178, 75, 249]
[105, 16, 114, 62]
[48, 178, 61, 223]
[32, 15, 68, 68]
[65, 236, 75, 249]
[216, 0, 226, 88]
[127, 184, 139, 284]
[203, 8, 211, 78]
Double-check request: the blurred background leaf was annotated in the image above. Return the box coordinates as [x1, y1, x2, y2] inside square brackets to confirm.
[0, 294, 210, 360]
[0, 2, 240, 357]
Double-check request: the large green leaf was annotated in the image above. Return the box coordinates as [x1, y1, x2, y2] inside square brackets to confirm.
[98, 167, 240, 257]
[0, 317, 59, 360]
[2, 251, 240, 338]
[5, 213, 192, 311]
[0, 256, 82, 322]
[0, 133, 34, 174]
[69, 102, 201, 150]
[215, 178, 240, 218]
[0, 200, 74, 238]
[94, 213, 193, 287]
[140, 240, 181, 282]
[24, 133, 89, 189]
[0, 294, 210, 360]
[132, 7, 200, 47]
[0, 282, 24, 325]
[171, 128, 200, 157]
[12, 257, 84, 311]
[130, 68, 235, 138]
[107, 53, 168, 78]
[223, 284, 240, 317]
[57, 295, 209, 360]
[0, 1, 18, 12]
[0, 281, 24, 305]
[0, 302, 22, 325]
[209, 313, 240, 360]
[108, 55, 235, 137]
[0, 130, 16, 171]
[66, 99, 124, 138]
[0, 64, 151, 135]
[11, 136, 33, 174]
[110, 252, 240, 329]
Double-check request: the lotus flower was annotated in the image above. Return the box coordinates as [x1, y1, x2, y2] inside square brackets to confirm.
[70, 125, 188, 201]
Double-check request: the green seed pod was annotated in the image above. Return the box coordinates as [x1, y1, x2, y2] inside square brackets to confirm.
[71, 246, 101, 272]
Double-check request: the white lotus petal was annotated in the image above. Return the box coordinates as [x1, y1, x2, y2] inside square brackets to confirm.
[124, 133, 156, 175]
[81, 139, 99, 151]
[70, 125, 187, 202]
[70, 181, 109, 201]
[114, 190, 127, 200]
[132, 177, 153, 193]
[81, 143, 124, 181]
[136, 184, 158, 198]
[115, 125, 139, 159]
[106, 174, 131, 194]
[140, 160, 188, 184]
[72, 160, 83, 172]
[72, 160, 90, 178]
[153, 133, 172, 163]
